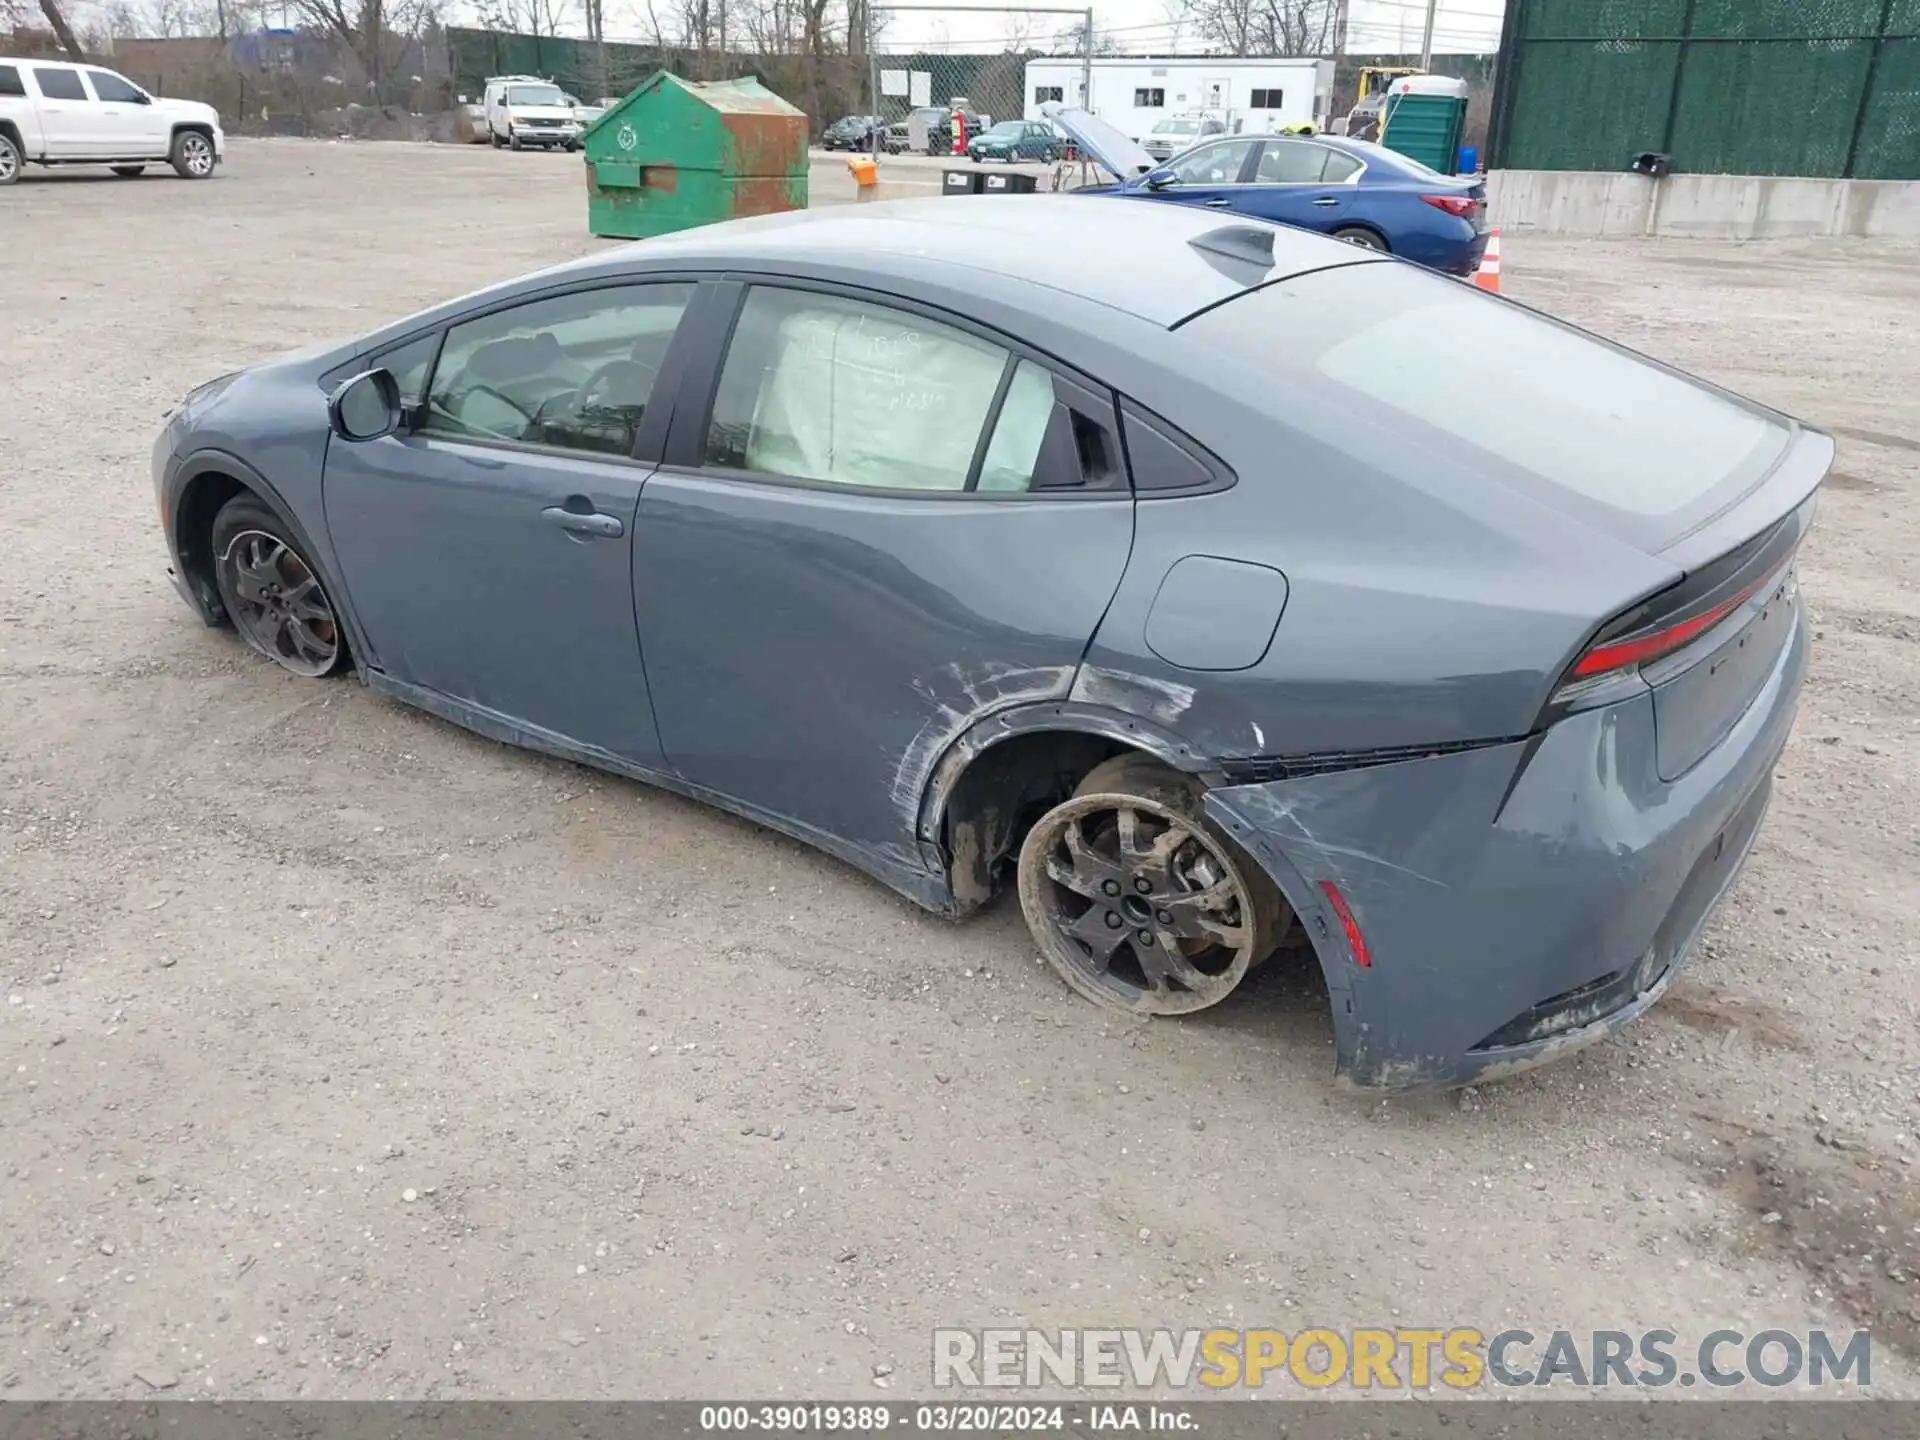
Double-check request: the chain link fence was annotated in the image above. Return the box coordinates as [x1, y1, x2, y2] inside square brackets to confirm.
[1490, 0, 1920, 180]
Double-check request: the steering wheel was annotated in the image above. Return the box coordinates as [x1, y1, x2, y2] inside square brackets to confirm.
[576, 358, 658, 413]
[439, 382, 536, 439]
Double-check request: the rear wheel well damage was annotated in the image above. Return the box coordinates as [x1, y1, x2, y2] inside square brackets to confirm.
[937, 730, 1130, 911]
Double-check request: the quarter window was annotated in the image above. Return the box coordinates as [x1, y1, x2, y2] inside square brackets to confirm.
[422, 284, 693, 458]
[33, 67, 89, 101]
[0, 65, 25, 98]
[1166, 138, 1256, 185]
[88, 69, 144, 103]
[1322, 151, 1364, 182]
[1134, 88, 1165, 108]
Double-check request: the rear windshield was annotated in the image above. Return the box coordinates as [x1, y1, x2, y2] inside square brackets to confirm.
[1183, 262, 1786, 549]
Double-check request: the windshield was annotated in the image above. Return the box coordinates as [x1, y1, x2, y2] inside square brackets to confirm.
[507, 85, 565, 107]
[1154, 119, 1199, 135]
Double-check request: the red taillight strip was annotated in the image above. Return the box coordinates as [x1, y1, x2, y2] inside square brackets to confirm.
[1318, 879, 1372, 968]
[1421, 194, 1478, 216]
[1569, 561, 1789, 680]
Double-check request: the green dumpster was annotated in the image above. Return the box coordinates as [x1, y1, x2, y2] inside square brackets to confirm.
[583, 72, 808, 240]
[1380, 75, 1469, 175]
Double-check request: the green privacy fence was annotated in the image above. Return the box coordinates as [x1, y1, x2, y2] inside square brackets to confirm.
[445, 28, 680, 103]
[1489, 0, 1920, 179]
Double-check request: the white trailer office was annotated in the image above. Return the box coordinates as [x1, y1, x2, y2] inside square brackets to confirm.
[1022, 56, 1333, 143]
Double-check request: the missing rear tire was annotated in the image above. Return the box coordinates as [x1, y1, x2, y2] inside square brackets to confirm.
[1017, 756, 1285, 1017]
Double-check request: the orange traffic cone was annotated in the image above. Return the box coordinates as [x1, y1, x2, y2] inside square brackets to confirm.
[1473, 228, 1502, 293]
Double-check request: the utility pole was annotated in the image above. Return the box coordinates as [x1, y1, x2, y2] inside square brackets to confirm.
[1419, 0, 1438, 69]
[1080, 5, 1091, 107]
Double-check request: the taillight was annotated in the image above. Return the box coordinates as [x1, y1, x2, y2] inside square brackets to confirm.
[1567, 558, 1791, 683]
[1421, 193, 1478, 217]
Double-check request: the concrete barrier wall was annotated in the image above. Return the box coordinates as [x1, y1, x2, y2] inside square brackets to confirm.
[1488, 170, 1920, 240]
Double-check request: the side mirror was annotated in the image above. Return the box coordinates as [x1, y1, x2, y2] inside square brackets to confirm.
[328, 368, 403, 442]
[134, 91, 152, 104]
[1144, 169, 1175, 189]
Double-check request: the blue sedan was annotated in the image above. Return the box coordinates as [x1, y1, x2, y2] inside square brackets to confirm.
[1053, 110, 1488, 277]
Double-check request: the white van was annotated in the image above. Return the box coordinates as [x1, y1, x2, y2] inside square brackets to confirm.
[483, 75, 582, 151]
[0, 56, 224, 184]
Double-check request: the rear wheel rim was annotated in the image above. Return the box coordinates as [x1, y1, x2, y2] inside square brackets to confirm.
[1338, 229, 1384, 250]
[1026, 792, 1257, 1015]
[218, 530, 339, 677]
[182, 134, 213, 174]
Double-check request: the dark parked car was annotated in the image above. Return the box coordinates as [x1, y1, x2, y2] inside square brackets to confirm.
[967, 120, 1060, 163]
[1055, 108, 1488, 277]
[890, 105, 984, 155]
[821, 114, 886, 151]
[154, 196, 1825, 1089]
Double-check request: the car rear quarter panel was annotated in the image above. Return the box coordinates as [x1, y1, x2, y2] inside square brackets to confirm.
[1075, 317, 1678, 763]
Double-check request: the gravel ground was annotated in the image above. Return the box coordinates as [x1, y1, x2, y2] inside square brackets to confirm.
[1, 139, 1916, 1400]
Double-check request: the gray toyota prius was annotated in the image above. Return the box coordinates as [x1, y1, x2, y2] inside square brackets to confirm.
[153, 196, 1825, 1089]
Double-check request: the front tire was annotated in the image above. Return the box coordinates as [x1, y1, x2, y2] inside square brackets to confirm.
[112, 164, 145, 178]
[0, 132, 22, 186]
[170, 129, 216, 179]
[210, 495, 347, 679]
[508, 128, 523, 151]
[1017, 756, 1286, 1017]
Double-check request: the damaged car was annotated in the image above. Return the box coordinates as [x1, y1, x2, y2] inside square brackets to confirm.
[153, 196, 1825, 1088]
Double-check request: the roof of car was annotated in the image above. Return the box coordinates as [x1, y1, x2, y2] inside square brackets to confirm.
[577, 195, 1360, 327]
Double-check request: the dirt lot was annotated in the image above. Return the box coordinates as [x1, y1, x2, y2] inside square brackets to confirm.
[2, 139, 1917, 1400]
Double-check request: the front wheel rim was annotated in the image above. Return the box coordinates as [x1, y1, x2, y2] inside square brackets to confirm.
[1024, 792, 1258, 1015]
[183, 135, 213, 174]
[219, 530, 339, 676]
[0, 142, 18, 181]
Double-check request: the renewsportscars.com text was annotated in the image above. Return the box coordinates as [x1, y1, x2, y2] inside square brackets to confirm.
[932, 1327, 1873, 1391]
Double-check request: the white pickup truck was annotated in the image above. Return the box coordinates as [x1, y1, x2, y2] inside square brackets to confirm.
[0, 56, 224, 185]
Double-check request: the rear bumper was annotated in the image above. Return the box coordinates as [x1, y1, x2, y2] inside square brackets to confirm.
[1206, 596, 1808, 1090]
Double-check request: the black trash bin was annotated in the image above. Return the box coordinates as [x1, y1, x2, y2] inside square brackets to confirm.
[943, 168, 983, 195]
[982, 170, 1037, 195]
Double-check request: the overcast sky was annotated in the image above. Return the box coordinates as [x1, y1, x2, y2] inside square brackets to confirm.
[881, 0, 1505, 55]
[77, 0, 1504, 57]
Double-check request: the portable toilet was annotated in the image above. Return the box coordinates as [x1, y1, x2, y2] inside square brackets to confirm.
[582, 71, 808, 240]
[1380, 75, 1469, 174]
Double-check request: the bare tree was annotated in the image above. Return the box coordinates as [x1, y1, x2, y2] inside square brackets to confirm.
[1054, 16, 1120, 56]
[38, 0, 88, 59]
[285, 0, 437, 102]
[476, 0, 570, 40]
[1186, 0, 1344, 56]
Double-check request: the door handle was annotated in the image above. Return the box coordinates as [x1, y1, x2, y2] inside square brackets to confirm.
[541, 505, 624, 538]
[1311, 197, 1340, 206]
[1204, 197, 1232, 207]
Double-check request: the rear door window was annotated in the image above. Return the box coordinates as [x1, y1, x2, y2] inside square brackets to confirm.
[1181, 263, 1786, 550]
[1253, 140, 1330, 184]
[32, 66, 89, 101]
